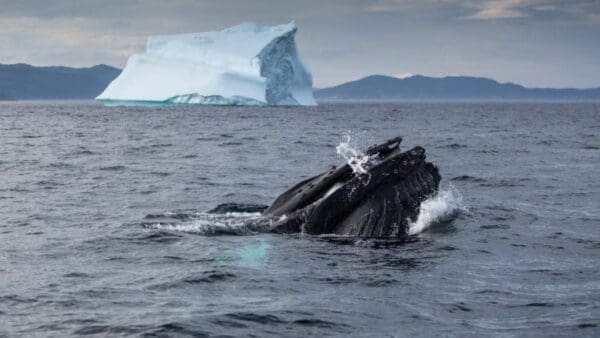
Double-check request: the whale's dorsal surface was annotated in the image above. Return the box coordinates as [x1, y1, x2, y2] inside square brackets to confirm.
[264, 137, 441, 238]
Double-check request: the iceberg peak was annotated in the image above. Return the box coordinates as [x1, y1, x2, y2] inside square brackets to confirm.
[97, 21, 316, 106]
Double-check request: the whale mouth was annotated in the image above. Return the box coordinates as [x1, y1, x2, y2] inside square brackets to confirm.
[265, 137, 441, 238]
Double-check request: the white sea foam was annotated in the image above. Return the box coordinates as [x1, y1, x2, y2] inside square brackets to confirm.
[147, 212, 269, 235]
[408, 186, 466, 235]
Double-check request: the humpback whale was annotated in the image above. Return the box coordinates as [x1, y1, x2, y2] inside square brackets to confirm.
[265, 137, 441, 238]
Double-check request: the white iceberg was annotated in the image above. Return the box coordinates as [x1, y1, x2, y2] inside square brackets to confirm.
[97, 21, 316, 106]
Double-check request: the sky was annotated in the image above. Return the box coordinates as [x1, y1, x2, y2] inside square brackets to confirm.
[1, 0, 599, 88]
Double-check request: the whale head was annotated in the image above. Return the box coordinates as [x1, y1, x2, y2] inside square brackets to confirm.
[265, 137, 441, 238]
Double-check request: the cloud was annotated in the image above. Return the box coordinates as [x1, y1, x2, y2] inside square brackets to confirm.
[0, 16, 144, 66]
[465, 0, 534, 20]
[364, 0, 421, 12]
[0, 0, 598, 87]
[395, 72, 414, 78]
[463, 0, 600, 21]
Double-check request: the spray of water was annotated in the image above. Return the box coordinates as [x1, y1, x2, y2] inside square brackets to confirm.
[408, 185, 466, 235]
[146, 211, 271, 235]
[336, 132, 372, 175]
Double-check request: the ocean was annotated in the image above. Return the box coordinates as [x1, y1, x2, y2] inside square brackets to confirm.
[1, 101, 599, 336]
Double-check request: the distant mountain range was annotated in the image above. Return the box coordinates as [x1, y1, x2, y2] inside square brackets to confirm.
[0, 63, 120, 100]
[1, 64, 599, 101]
[315, 75, 600, 101]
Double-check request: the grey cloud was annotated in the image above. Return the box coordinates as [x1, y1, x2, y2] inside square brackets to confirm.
[0, 0, 598, 87]
[459, 0, 600, 21]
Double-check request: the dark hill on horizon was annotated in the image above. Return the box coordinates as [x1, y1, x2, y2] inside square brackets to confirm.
[315, 75, 600, 101]
[0, 63, 120, 100]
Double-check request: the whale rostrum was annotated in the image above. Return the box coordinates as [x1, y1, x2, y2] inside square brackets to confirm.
[264, 137, 441, 238]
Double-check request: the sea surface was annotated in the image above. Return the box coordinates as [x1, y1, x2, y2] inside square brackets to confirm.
[1, 101, 599, 337]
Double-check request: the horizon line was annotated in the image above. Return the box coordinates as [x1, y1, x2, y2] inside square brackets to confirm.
[2, 61, 599, 91]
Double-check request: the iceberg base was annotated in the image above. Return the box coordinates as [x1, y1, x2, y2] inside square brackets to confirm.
[98, 93, 267, 107]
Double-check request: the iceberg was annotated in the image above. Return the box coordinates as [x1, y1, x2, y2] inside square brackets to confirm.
[97, 21, 316, 106]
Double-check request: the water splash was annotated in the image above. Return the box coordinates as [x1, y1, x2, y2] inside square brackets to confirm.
[336, 132, 372, 175]
[144, 211, 272, 235]
[408, 186, 467, 235]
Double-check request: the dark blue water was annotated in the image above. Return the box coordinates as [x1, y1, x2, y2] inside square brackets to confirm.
[1, 101, 599, 337]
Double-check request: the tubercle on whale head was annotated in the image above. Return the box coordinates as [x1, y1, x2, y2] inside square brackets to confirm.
[361, 145, 427, 180]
